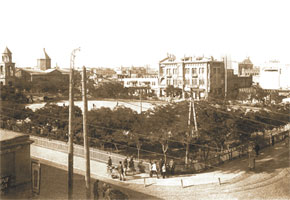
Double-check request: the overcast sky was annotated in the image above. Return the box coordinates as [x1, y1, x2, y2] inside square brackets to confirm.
[0, 0, 289, 69]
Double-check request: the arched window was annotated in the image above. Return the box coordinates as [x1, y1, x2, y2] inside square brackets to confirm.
[0, 65, 3, 74]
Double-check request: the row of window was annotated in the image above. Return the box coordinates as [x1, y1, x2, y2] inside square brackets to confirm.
[212, 67, 221, 74]
[126, 81, 157, 86]
[185, 68, 205, 75]
[167, 78, 205, 86]
[0, 65, 14, 76]
[166, 67, 205, 75]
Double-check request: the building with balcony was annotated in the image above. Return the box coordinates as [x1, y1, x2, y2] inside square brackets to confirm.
[158, 55, 225, 99]
[122, 77, 159, 96]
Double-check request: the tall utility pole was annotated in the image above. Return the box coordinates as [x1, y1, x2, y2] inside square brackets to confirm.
[188, 90, 198, 138]
[82, 66, 91, 199]
[192, 97, 198, 138]
[224, 56, 227, 99]
[68, 47, 80, 199]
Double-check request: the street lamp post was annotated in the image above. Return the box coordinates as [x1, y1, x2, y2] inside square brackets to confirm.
[68, 47, 80, 199]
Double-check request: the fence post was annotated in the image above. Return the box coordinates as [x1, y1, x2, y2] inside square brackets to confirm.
[218, 177, 221, 185]
[181, 179, 184, 188]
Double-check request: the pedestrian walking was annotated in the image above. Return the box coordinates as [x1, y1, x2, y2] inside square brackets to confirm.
[123, 157, 128, 175]
[161, 164, 166, 179]
[271, 135, 275, 146]
[254, 143, 260, 156]
[129, 156, 135, 175]
[102, 183, 108, 198]
[169, 159, 175, 176]
[166, 163, 170, 178]
[248, 151, 255, 170]
[148, 161, 152, 176]
[93, 180, 100, 200]
[158, 158, 164, 177]
[150, 161, 159, 178]
[118, 161, 125, 181]
[107, 156, 113, 175]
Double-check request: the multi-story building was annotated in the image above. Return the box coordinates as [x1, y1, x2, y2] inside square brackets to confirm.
[0, 47, 16, 86]
[227, 69, 252, 98]
[258, 61, 290, 90]
[123, 77, 158, 96]
[158, 55, 225, 99]
[238, 57, 254, 76]
[116, 66, 156, 79]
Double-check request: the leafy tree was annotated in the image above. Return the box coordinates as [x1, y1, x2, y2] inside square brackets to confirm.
[254, 86, 267, 103]
[14, 78, 33, 92]
[93, 82, 129, 99]
[165, 85, 182, 98]
[147, 103, 179, 162]
[29, 103, 82, 140]
[0, 85, 32, 130]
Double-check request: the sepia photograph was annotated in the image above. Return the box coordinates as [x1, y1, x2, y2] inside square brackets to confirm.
[0, 0, 289, 199]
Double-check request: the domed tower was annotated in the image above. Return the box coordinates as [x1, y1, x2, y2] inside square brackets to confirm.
[0, 47, 16, 86]
[37, 48, 51, 70]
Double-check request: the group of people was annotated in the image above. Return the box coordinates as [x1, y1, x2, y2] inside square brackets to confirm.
[93, 180, 111, 200]
[107, 156, 135, 181]
[149, 158, 175, 179]
[107, 156, 176, 180]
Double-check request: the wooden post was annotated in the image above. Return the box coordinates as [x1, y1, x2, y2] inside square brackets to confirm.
[192, 98, 198, 137]
[82, 66, 91, 199]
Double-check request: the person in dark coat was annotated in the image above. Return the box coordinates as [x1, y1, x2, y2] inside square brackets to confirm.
[128, 156, 135, 175]
[158, 159, 164, 177]
[254, 143, 260, 156]
[93, 180, 100, 199]
[161, 164, 166, 179]
[107, 156, 113, 174]
[118, 161, 125, 181]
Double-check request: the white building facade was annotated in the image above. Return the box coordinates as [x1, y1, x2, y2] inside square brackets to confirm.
[259, 61, 290, 90]
[158, 55, 225, 99]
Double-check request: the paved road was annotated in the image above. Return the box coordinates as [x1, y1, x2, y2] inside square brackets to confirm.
[34, 163, 158, 200]
[123, 141, 289, 200]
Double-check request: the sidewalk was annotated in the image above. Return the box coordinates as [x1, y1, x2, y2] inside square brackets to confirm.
[31, 139, 289, 199]
[31, 144, 244, 187]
